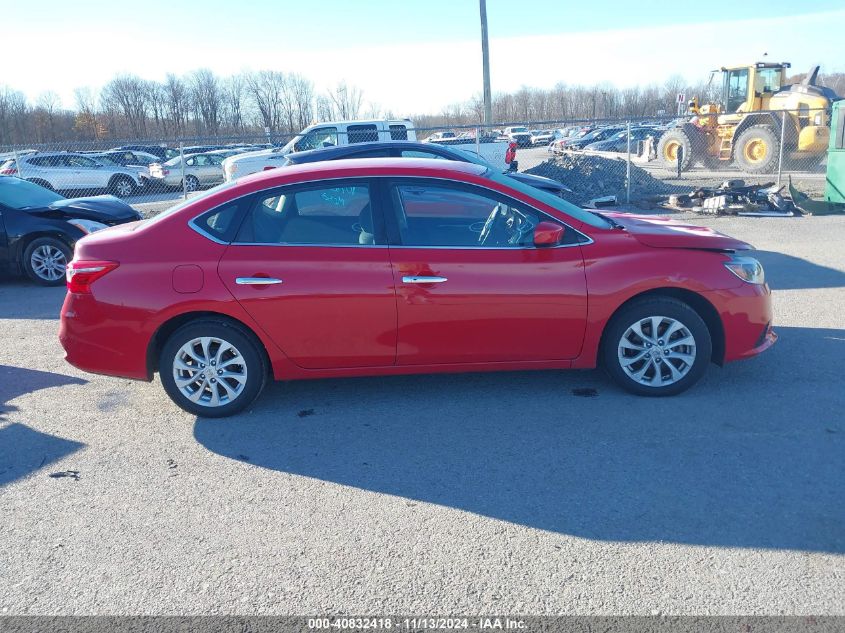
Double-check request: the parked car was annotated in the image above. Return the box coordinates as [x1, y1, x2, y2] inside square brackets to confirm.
[181, 145, 230, 156]
[530, 130, 554, 145]
[425, 131, 457, 142]
[555, 126, 627, 152]
[0, 176, 141, 285]
[502, 126, 533, 147]
[112, 145, 179, 162]
[60, 158, 776, 416]
[222, 119, 417, 182]
[549, 127, 597, 153]
[583, 128, 661, 153]
[89, 150, 161, 187]
[279, 141, 572, 197]
[0, 152, 146, 198]
[149, 152, 227, 191]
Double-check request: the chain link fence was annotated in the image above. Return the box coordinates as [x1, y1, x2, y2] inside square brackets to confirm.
[0, 109, 831, 218]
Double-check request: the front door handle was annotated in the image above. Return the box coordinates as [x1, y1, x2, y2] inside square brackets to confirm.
[235, 277, 283, 285]
[402, 276, 448, 284]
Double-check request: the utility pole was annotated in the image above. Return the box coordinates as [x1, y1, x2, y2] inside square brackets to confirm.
[479, 0, 493, 130]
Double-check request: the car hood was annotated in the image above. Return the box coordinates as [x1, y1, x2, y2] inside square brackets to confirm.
[605, 212, 752, 251]
[47, 195, 142, 224]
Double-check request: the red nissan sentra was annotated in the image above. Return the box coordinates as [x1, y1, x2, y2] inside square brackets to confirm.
[59, 159, 776, 417]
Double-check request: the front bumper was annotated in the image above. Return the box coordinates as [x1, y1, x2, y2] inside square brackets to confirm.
[703, 282, 776, 364]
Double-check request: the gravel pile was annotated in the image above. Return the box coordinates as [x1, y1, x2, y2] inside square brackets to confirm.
[526, 154, 684, 206]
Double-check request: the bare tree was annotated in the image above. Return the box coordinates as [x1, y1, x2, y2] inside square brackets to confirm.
[245, 70, 286, 131]
[35, 91, 61, 141]
[315, 94, 334, 121]
[145, 81, 168, 137]
[222, 74, 247, 133]
[189, 69, 222, 135]
[0, 87, 31, 144]
[73, 87, 102, 140]
[101, 75, 149, 137]
[164, 74, 190, 136]
[327, 81, 363, 120]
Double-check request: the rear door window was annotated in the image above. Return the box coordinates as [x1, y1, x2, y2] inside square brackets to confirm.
[235, 182, 380, 246]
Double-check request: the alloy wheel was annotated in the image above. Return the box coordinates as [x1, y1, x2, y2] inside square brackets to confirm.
[30, 244, 67, 282]
[115, 178, 133, 197]
[173, 336, 248, 408]
[617, 315, 697, 387]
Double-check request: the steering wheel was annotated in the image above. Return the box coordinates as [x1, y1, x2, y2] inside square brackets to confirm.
[478, 204, 506, 246]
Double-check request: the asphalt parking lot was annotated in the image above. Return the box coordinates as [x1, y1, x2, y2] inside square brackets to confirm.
[0, 213, 843, 615]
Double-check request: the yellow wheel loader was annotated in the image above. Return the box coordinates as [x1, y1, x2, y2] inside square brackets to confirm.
[657, 63, 840, 173]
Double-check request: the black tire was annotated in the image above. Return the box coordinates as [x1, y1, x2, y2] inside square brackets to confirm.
[601, 297, 712, 397]
[733, 124, 780, 174]
[183, 175, 200, 192]
[22, 236, 72, 286]
[27, 178, 55, 191]
[159, 319, 268, 418]
[657, 126, 698, 171]
[109, 175, 135, 198]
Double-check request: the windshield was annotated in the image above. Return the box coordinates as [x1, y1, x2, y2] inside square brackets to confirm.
[0, 176, 65, 209]
[511, 127, 529, 133]
[486, 171, 611, 229]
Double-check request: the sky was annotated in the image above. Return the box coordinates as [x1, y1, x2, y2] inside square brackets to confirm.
[4, 0, 844, 115]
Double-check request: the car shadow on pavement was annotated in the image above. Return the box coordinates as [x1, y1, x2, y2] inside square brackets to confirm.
[752, 250, 845, 290]
[0, 279, 66, 320]
[194, 326, 844, 553]
[0, 365, 87, 486]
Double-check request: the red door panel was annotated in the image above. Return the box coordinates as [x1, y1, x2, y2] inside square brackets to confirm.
[218, 246, 396, 369]
[391, 247, 587, 365]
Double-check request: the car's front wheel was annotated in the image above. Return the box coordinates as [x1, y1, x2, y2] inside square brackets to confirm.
[602, 297, 712, 396]
[22, 237, 72, 286]
[159, 320, 267, 417]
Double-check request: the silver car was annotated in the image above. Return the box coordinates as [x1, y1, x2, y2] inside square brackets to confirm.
[149, 151, 230, 191]
[4, 152, 145, 198]
[149, 149, 244, 191]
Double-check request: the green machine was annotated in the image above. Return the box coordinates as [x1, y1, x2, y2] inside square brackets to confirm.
[826, 99, 845, 205]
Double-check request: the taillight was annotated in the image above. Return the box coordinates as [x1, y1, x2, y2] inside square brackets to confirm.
[505, 141, 517, 164]
[262, 165, 276, 171]
[66, 260, 119, 293]
[0, 167, 17, 175]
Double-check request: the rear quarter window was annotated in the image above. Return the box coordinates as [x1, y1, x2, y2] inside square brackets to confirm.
[190, 201, 244, 243]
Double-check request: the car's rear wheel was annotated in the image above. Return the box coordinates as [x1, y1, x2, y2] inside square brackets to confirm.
[22, 237, 71, 286]
[160, 320, 267, 417]
[602, 297, 712, 396]
[109, 175, 135, 198]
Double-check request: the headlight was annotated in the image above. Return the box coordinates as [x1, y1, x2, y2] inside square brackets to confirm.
[67, 218, 109, 234]
[724, 255, 765, 284]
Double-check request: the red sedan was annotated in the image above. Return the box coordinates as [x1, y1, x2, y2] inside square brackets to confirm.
[59, 159, 776, 417]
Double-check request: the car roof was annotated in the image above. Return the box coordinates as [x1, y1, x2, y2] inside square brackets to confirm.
[237, 157, 488, 188]
[287, 141, 465, 163]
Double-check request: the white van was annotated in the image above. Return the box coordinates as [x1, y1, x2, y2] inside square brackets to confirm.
[223, 119, 416, 182]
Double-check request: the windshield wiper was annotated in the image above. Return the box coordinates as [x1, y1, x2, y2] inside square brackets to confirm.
[590, 210, 624, 229]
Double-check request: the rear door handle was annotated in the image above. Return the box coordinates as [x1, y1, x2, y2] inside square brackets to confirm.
[402, 276, 448, 284]
[235, 277, 283, 285]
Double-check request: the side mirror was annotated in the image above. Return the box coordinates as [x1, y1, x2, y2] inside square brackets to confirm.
[533, 221, 565, 247]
